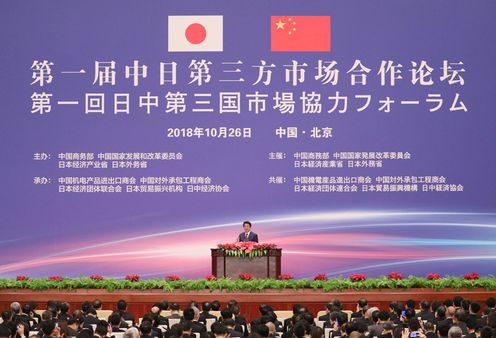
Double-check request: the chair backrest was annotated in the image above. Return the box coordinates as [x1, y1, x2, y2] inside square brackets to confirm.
[168, 318, 181, 327]
[125, 320, 133, 327]
[206, 318, 217, 332]
[210, 311, 221, 318]
[113, 332, 125, 338]
[317, 310, 327, 318]
[193, 333, 200, 338]
[314, 319, 325, 329]
[35, 310, 45, 317]
[158, 325, 168, 333]
[274, 310, 293, 320]
[343, 310, 353, 322]
[161, 310, 184, 317]
[97, 310, 114, 320]
[324, 328, 332, 338]
[29, 331, 39, 337]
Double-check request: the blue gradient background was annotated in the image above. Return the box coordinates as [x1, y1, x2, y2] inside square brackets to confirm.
[0, 0, 495, 278]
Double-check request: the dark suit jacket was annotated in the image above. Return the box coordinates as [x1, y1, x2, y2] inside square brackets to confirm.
[190, 321, 206, 333]
[198, 311, 217, 323]
[228, 328, 244, 338]
[318, 313, 330, 322]
[83, 315, 100, 329]
[238, 232, 259, 242]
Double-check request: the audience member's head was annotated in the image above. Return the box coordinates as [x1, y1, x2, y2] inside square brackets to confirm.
[448, 326, 463, 338]
[93, 299, 102, 310]
[117, 300, 128, 312]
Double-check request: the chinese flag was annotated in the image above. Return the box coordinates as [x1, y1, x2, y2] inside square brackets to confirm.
[271, 16, 331, 52]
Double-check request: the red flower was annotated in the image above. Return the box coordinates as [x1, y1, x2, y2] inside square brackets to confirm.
[125, 274, 140, 282]
[205, 274, 217, 281]
[48, 276, 63, 281]
[387, 272, 404, 280]
[239, 273, 253, 280]
[464, 272, 480, 280]
[278, 274, 294, 280]
[426, 273, 441, 280]
[349, 274, 367, 282]
[89, 274, 104, 280]
[16, 275, 29, 281]
[313, 273, 328, 281]
[165, 275, 181, 281]
[217, 242, 277, 254]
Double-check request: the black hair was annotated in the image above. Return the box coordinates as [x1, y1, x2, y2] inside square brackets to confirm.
[140, 320, 153, 335]
[470, 302, 481, 313]
[95, 320, 109, 336]
[453, 296, 464, 307]
[243, 221, 252, 227]
[202, 302, 212, 312]
[81, 301, 92, 313]
[60, 302, 70, 314]
[221, 308, 232, 320]
[183, 308, 195, 321]
[169, 323, 183, 338]
[211, 300, 221, 311]
[109, 313, 121, 326]
[160, 300, 169, 310]
[93, 299, 102, 309]
[21, 303, 31, 315]
[230, 304, 240, 316]
[117, 299, 127, 311]
[40, 320, 56, 335]
[256, 324, 269, 337]
[292, 304, 302, 315]
[211, 322, 228, 335]
[182, 321, 192, 332]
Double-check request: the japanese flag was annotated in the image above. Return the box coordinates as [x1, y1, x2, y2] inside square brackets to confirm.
[168, 15, 223, 52]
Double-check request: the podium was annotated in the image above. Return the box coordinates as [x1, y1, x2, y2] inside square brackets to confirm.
[211, 248, 282, 279]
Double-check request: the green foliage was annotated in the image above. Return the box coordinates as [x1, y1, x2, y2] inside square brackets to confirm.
[222, 249, 269, 258]
[0, 276, 495, 293]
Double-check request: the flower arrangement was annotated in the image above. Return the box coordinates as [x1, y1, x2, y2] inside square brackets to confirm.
[205, 274, 217, 281]
[89, 274, 104, 280]
[313, 273, 328, 281]
[464, 272, 480, 280]
[239, 273, 253, 280]
[165, 275, 181, 281]
[426, 273, 441, 280]
[387, 272, 404, 280]
[48, 276, 63, 281]
[349, 274, 367, 282]
[217, 242, 277, 257]
[16, 275, 29, 281]
[278, 274, 294, 280]
[125, 274, 140, 282]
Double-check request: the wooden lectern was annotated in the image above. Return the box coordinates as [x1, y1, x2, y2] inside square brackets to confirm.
[211, 248, 282, 279]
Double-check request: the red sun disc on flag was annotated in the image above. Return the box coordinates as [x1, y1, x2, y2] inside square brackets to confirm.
[185, 23, 207, 44]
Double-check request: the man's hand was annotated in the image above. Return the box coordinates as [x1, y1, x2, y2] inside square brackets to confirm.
[16, 323, 25, 338]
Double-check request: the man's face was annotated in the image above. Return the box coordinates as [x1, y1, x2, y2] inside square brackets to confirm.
[243, 224, 251, 233]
